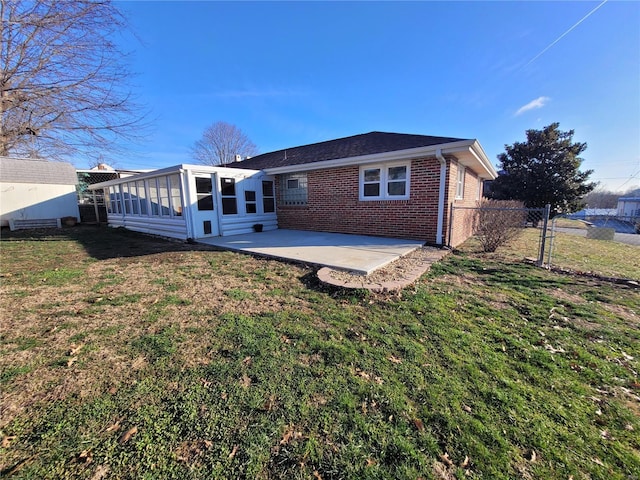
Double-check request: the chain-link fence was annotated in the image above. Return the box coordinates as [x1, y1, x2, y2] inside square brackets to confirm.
[450, 203, 550, 264]
[452, 204, 639, 281]
[543, 214, 640, 280]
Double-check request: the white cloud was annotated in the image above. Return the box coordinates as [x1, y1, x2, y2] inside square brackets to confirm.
[515, 96, 550, 116]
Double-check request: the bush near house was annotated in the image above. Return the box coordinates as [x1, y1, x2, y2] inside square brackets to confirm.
[0, 227, 638, 479]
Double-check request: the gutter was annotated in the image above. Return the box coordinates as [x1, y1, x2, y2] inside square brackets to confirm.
[435, 148, 447, 245]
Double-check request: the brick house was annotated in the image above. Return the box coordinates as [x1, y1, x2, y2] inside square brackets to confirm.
[232, 132, 497, 247]
[89, 131, 497, 247]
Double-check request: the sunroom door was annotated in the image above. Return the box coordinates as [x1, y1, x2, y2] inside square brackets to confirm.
[191, 174, 219, 238]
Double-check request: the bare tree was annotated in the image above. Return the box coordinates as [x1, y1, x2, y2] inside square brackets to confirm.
[0, 0, 146, 160]
[191, 121, 258, 166]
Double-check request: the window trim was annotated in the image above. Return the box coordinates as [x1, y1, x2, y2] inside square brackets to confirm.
[359, 161, 410, 201]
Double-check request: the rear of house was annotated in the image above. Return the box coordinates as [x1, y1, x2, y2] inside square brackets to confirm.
[233, 132, 497, 247]
[89, 132, 497, 246]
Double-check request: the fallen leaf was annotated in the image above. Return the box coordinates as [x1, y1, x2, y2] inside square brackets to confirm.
[460, 455, 470, 468]
[242, 356, 252, 366]
[313, 471, 323, 480]
[366, 458, 377, 467]
[69, 344, 84, 356]
[462, 404, 472, 413]
[591, 457, 604, 466]
[387, 355, 402, 364]
[204, 440, 213, 449]
[228, 444, 239, 459]
[280, 425, 294, 445]
[105, 420, 121, 433]
[524, 449, 536, 462]
[2, 435, 17, 448]
[77, 449, 93, 464]
[221, 392, 228, 400]
[67, 357, 77, 367]
[440, 453, 453, 467]
[91, 465, 110, 480]
[240, 374, 251, 388]
[118, 426, 138, 444]
[413, 418, 424, 432]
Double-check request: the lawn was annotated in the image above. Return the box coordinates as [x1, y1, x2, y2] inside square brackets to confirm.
[1, 226, 639, 479]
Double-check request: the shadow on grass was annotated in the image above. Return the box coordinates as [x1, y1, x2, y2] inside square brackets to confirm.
[0, 224, 217, 261]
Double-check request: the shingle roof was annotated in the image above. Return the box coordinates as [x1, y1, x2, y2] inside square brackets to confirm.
[232, 131, 469, 170]
[0, 157, 78, 185]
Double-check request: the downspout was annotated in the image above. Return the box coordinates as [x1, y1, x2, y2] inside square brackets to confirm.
[435, 149, 447, 245]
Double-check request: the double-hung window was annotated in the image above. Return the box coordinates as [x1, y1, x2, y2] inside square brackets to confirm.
[360, 163, 410, 201]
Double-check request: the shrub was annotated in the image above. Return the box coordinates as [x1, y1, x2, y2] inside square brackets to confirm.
[474, 199, 527, 252]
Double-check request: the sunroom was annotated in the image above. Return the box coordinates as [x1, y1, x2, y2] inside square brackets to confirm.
[89, 164, 277, 240]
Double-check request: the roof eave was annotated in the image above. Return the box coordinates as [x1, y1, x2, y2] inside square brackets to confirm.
[263, 139, 498, 179]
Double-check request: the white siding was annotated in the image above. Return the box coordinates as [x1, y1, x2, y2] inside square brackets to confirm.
[0, 182, 80, 227]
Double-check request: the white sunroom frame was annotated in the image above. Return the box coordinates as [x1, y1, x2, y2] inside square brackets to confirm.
[89, 164, 278, 240]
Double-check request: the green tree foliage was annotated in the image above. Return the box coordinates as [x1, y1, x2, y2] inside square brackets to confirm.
[488, 123, 596, 214]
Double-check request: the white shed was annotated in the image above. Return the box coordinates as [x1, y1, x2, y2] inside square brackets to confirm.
[0, 156, 80, 228]
[89, 164, 277, 240]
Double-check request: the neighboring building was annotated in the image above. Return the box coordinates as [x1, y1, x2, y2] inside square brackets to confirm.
[89, 131, 497, 246]
[0, 156, 80, 228]
[232, 131, 497, 247]
[617, 197, 640, 219]
[89, 164, 277, 240]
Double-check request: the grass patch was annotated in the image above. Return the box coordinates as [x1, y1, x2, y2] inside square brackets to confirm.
[462, 227, 640, 280]
[0, 227, 638, 479]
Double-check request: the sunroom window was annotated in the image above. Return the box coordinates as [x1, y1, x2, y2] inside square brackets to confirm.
[360, 163, 410, 200]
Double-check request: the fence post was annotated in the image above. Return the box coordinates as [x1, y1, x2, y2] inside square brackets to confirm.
[536, 204, 551, 267]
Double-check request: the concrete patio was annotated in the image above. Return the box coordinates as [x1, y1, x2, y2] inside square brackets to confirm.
[197, 229, 424, 275]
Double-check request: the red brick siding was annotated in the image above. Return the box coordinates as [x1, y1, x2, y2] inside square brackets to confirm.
[275, 157, 438, 242]
[275, 156, 482, 245]
[444, 161, 482, 247]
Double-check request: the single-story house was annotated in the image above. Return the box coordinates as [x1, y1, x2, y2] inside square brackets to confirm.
[617, 197, 640, 219]
[0, 156, 80, 228]
[89, 131, 497, 246]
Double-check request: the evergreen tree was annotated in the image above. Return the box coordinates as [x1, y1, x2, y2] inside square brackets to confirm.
[489, 123, 595, 214]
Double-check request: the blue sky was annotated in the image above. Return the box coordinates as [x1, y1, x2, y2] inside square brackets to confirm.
[105, 1, 640, 192]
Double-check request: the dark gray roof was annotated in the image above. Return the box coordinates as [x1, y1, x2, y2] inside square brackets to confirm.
[232, 131, 468, 170]
[0, 157, 78, 185]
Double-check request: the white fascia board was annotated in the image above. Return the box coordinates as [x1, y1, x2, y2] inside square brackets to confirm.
[263, 139, 498, 178]
[88, 164, 263, 190]
[441, 140, 497, 180]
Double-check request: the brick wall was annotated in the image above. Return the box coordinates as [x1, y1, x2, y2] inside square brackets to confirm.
[276, 156, 448, 243]
[444, 161, 482, 247]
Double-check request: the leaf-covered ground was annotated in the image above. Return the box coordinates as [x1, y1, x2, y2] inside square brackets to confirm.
[1, 226, 638, 479]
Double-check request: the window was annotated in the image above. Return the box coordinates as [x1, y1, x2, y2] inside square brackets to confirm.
[129, 182, 139, 214]
[360, 163, 410, 200]
[113, 185, 122, 214]
[149, 178, 160, 216]
[245, 190, 257, 214]
[168, 174, 182, 216]
[195, 177, 214, 211]
[281, 173, 307, 205]
[106, 187, 115, 214]
[262, 180, 275, 213]
[137, 180, 148, 215]
[221, 177, 238, 215]
[158, 176, 170, 216]
[122, 183, 132, 214]
[456, 165, 465, 199]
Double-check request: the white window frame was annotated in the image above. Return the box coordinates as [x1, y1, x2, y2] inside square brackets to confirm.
[455, 165, 465, 200]
[359, 162, 410, 201]
[281, 173, 308, 206]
